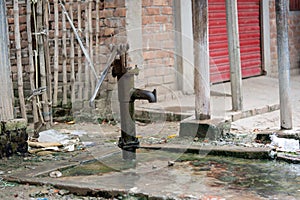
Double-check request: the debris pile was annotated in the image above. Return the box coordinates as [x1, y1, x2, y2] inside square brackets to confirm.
[28, 129, 88, 155]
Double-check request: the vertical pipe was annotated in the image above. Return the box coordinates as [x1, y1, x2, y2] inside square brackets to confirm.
[118, 73, 137, 160]
[192, 0, 210, 120]
[226, 0, 243, 111]
[275, 0, 293, 129]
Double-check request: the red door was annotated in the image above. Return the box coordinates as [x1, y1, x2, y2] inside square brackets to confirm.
[208, 0, 262, 83]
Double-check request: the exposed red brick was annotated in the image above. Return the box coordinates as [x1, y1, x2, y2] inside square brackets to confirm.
[103, 9, 114, 18]
[153, 0, 169, 6]
[142, 0, 153, 7]
[104, 27, 115, 36]
[145, 7, 160, 15]
[161, 7, 172, 15]
[154, 15, 169, 23]
[114, 7, 126, 17]
[142, 16, 154, 25]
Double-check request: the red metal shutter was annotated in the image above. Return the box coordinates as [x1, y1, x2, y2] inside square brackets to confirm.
[208, 0, 262, 83]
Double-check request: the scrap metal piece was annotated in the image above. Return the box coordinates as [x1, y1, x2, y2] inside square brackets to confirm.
[27, 86, 47, 101]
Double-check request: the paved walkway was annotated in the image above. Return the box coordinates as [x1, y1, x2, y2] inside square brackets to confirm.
[137, 75, 300, 131]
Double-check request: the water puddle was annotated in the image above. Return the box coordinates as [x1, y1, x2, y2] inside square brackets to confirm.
[178, 153, 300, 198]
[59, 150, 299, 199]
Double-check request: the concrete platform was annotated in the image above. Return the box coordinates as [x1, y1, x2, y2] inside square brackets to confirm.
[3, 144, 274, 199]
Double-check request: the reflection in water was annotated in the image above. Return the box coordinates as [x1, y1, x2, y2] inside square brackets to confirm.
[179, 154, 300, 198]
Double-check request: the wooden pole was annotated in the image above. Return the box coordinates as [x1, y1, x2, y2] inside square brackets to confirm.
[53, 0, 59, 106]
[192, 0, 210, 120]
[62, 4, 67, 105]
[0, 0, 14, 120]
[27, 0, 39, 124]
[77, 1, 83, 101]
[95, 0, 100, 75]
[14, 0, 27, 121]
[89, 0, 95, 93]
[43, 0, 53, 125]
[37, 0, 50, 128]
[226, 0, 243, 111]
[275, 0, 293, 129]
[84, 0, 90, 100]
[69, 0, 75, 103]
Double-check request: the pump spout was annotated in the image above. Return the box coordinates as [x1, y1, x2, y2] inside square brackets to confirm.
[130, 88, 157, 103]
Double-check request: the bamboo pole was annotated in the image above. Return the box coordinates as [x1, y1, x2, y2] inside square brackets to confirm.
[89, 0, 95, 93]
[77, 1, 83, 101]
[53, 0, 59, 106]
[43, 0, 53, 125]
[69, 0, 75, 103]
[32, 1, 45, 128]
[13, 0, 27, 121]
[95, 0, 100, 75]
[84, 0, 90, 100]
[37, 0, 50, 128]
[62, 3, 67, 105]
[26, 0, 39, 124]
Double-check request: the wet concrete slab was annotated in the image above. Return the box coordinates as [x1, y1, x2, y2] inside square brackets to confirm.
[4, 158, 274, 200]
[3, 143, 289, 200]
[140, 144, 273, 159]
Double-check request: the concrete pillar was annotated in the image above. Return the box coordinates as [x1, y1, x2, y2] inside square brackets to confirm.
[174, 0, 194, 94]
[262, 0, 271, 75]
[275, 0, 293, 130]
[125, 0, 143, 72]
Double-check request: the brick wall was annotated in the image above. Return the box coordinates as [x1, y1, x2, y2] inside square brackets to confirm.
[6, 0, 127, 122]
[269, 0, 300, 76]
[288, 11, 300, 74]
[5, 0, 178, 122]
[141, 0, 177, 101]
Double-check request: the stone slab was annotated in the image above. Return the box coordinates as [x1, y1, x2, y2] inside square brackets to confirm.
[179, 117, 231, 140]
